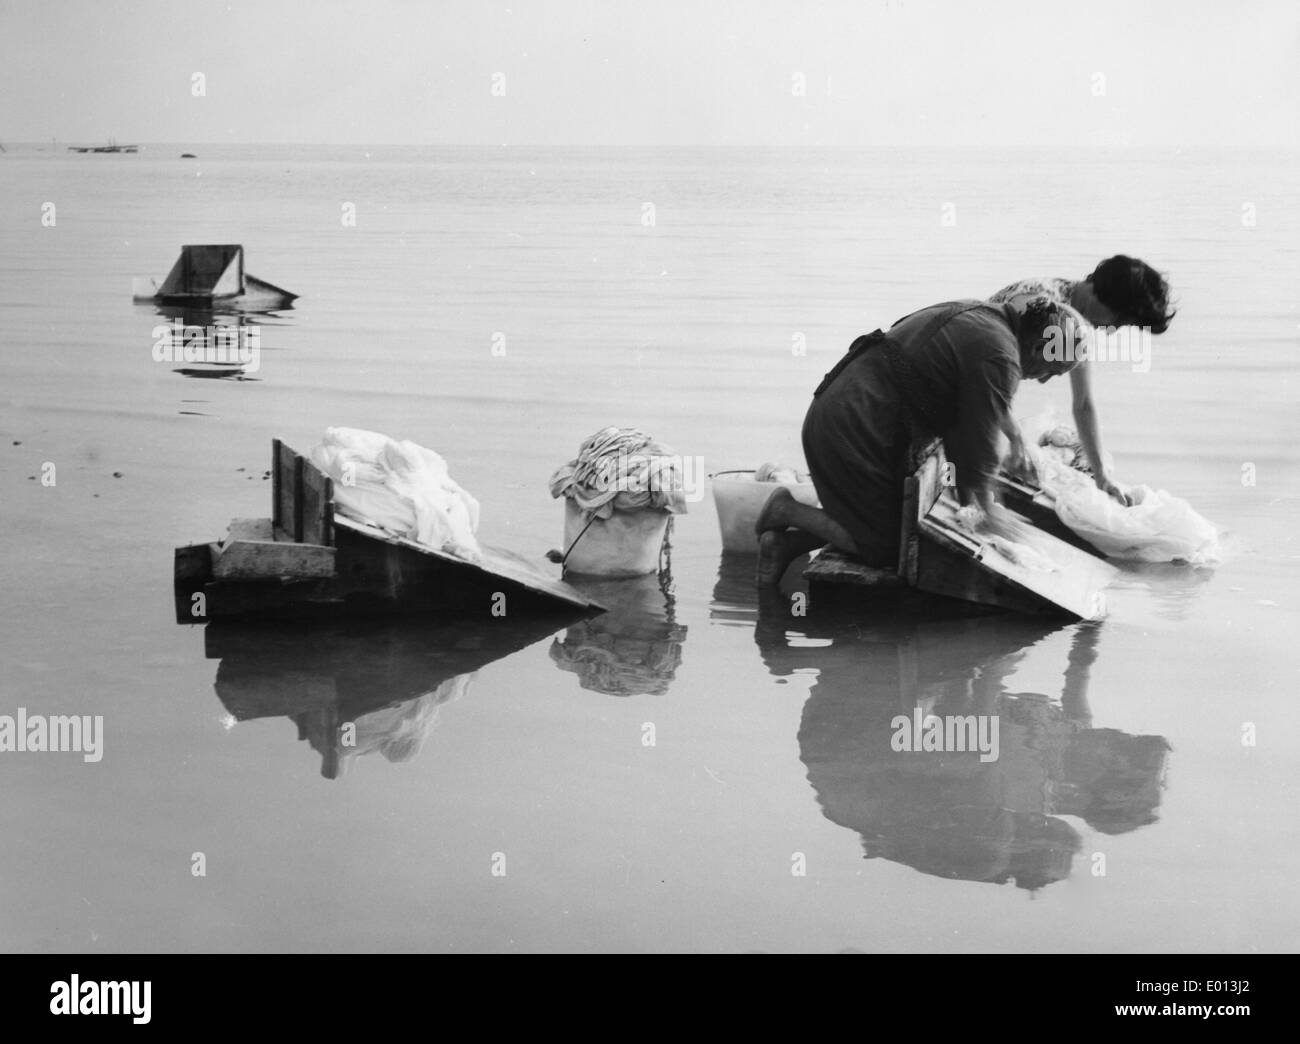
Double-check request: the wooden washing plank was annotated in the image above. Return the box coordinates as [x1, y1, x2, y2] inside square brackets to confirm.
[271, 441, 332, 546]
[212, 516, 336, 580]
[274, 439, 303, 542]
[997, 472, 1057, 510]
[914, 449, 944, 518]
[995, 471, 1103, 554]
[271, 438, 282, 531]
[213, 540, 336, 580]
[299, 462, 333, 547]
[920, 492, 1116, 619]
[332, 514, 604, 613]
[913, 525, 1038, 615]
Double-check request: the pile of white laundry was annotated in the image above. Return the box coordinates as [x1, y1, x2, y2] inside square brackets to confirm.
[310, 427, 482, 560]
[549, 427, 687, 519]
[1021, 417, 1220, 565]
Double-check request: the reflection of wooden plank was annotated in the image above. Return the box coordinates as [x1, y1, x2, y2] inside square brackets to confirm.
[919, 492, 1116, 619]
[896, 636, 918, 706]
[204, 578, 344, 618]
[218, 669, 337, 721]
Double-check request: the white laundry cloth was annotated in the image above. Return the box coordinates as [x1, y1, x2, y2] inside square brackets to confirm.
[310, 427, 482, 560]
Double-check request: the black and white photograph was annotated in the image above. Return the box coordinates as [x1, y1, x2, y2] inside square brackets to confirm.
[0, 0, 1296, 979]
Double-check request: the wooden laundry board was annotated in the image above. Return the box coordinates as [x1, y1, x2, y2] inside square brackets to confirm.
[806, 441, 1117, 619]
[902, 444, 1116, 618]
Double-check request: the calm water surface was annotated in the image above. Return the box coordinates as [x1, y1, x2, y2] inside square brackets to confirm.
[1, 144, 1297, 951]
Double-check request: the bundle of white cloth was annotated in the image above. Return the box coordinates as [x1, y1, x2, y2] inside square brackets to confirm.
[1019, 416, 1219, 565]
[310, 427, 482, 560]
[549, 426, 687, 519]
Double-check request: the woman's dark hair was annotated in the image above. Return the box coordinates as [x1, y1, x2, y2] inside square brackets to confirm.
[1086, 255, 1176, 334]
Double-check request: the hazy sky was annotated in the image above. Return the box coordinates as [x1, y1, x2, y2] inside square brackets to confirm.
[1, 0, 1296, 146]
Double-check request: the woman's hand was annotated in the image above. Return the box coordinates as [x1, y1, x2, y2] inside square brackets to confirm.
[1004, 438, 1040, 485]
[1095, 474, 1133, 506]
[1000, 415, 1039, 486]
[983, 502, 1032, 541]
[964, 497, 1028, 542]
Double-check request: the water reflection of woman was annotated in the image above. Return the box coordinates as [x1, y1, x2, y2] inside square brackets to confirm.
[755, 609, 1171, 890]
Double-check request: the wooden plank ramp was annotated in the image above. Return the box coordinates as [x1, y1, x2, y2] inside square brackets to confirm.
[330, 514, 605, 615]
[919, 492, 1116, 619]
[995, 471, 1101, 554]
[802, 441, 1117, 620]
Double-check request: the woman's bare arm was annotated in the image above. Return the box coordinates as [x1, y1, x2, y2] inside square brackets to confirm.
[1000, 411, 1037, 483]
[1070, 362, 1133, 505]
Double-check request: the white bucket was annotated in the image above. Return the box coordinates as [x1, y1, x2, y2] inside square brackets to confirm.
[561, 499, 671, 578]
[710, 470, 820, 554]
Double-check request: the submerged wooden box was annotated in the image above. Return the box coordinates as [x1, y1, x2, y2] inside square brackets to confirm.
[133, 244, 298, 311]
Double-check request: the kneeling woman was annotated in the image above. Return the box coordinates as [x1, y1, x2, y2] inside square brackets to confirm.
[756, 297, 1084, 584]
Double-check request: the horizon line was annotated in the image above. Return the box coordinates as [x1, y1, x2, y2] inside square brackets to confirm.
[6, 140, 1297, 151]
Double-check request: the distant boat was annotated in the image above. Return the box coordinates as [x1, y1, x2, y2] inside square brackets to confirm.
[133, 244, 297, 312]
[68, 139, 139, 154]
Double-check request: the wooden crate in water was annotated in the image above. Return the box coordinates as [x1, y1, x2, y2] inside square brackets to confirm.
[175, 439, 604, 622]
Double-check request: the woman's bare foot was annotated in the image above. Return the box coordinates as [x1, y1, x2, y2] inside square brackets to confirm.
[755, 485, 795, 535]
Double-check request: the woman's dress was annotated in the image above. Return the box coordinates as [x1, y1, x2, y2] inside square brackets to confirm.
[801, 300, 1022, 566]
